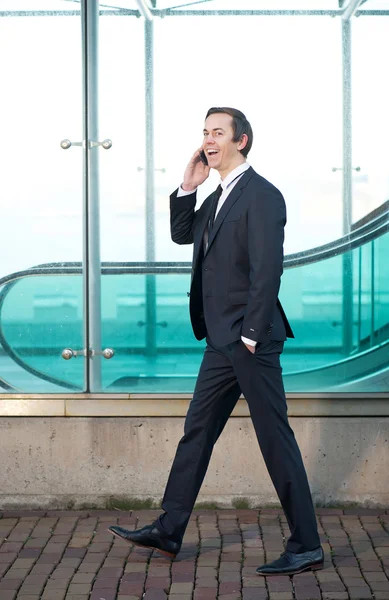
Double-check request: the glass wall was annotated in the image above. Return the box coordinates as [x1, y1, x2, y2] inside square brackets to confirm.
[0, 1, 388, 394]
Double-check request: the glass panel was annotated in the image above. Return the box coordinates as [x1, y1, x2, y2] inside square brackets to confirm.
[352, 16, 389, 223]
[0, 11, 84, 392]
[0, 275, 83, 391]
[98, 14, 148, 390]
[99, 17, 146, 262]
[374, 233, 389, 335]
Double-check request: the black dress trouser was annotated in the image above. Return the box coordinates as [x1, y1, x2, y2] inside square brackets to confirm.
[154, 337, 320, 554]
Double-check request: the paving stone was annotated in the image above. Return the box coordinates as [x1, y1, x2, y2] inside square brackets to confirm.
[268, 593, 295, 600]
[0, 592, 17, 600]
[67, 583, 93, 594]
[44, 578, 70, 589]
[293, 587, 321, 600]
[242, 589, 269, 600]
[193, 587, 218, 600]
[89, 591, 117, 600]
[145, 577, 171, 589]
[169, 582, 194, 594]
[195, 577, 218, 587]
[347, 589, 373, 599]
[144, 590, 168, 600]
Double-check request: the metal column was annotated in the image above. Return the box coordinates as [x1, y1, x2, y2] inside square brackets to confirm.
[81, 0, 102, 390]
[144, 17, 157, 356]
[342, 18, 352, 235]
[341, 16, 354, 355]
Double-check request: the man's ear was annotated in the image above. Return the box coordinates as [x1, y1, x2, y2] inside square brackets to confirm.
[237, 134, 248, 152]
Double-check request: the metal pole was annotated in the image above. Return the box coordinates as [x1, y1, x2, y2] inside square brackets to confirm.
[342, 19, 352, 234]
[145, 19, 157, 356]
[341, 17, 353, 355]
[357, 246, 362, 350]
[80, 0, 90, 392]
[86, 0, 102, 390]
[370, 241, 375, 348]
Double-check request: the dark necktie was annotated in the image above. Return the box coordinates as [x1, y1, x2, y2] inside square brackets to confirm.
[208, 184, 223, 230]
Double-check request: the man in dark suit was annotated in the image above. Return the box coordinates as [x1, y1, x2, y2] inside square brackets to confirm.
[110, 107, 323, 576]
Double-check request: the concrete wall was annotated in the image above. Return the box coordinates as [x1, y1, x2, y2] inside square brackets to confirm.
[1, 415, 388, 509]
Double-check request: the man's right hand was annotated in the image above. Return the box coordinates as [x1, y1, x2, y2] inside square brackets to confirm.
[181, 148, 211, 191]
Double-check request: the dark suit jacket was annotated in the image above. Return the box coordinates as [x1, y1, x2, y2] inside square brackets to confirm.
[170, 166, 294, 347]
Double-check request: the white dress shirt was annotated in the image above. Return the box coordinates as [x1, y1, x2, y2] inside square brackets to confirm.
[177, 162, 256, 347]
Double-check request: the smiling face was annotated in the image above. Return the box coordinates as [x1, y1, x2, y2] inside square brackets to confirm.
[203, 112, 248, 179]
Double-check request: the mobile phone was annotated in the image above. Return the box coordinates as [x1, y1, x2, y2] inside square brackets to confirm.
[199, 149, 208, 166]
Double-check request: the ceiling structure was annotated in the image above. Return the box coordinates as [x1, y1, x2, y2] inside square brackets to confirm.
[1, 0, 389, 15]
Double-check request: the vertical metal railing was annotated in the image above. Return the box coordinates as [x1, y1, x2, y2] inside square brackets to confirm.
[81, 0, 102, 390]
[144, 18, 157, 357]
[370, 240, 375, 348]
[357, 245, 362, 350]
[341, 16, 354, 356]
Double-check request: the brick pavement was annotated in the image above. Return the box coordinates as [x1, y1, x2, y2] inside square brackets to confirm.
[0, 508, 389, 600]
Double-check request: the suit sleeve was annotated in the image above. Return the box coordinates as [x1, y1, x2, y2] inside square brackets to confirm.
[241, 188, 286, 343]
[170, 188, 197, 245]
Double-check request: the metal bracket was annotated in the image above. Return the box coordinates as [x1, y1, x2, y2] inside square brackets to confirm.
[332, 166, 361, 172]
[137, 167, 166, 173]
[62, 348, 115, 360]
[60, 139, 112, 150]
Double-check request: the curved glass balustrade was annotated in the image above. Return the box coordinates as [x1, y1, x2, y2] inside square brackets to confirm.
[1, 209, 388, 394]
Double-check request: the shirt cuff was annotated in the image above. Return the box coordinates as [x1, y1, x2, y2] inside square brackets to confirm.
[241, 336, 256, 347]
[177, 185, 197, 197]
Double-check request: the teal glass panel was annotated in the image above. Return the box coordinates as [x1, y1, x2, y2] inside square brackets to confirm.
[374, 234, 389, 339]
[0, 275, 84, 392]
[101, 274, 202, 393]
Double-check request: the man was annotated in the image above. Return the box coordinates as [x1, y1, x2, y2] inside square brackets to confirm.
[110, 107, 323, 576]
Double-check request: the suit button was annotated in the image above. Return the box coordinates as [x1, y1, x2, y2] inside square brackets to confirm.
[187, 292, 190, 297]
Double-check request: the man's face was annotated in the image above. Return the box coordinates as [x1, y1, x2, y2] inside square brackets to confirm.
[202, 113, 244, 172]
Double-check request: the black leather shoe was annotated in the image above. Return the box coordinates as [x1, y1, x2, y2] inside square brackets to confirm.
[256, 546, 324, 576]
[108, 524, 180, 559]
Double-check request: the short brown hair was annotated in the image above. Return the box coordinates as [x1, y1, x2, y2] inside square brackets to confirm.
[205, 107, 253, 157]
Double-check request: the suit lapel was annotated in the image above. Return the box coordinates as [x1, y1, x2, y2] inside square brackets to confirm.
[205, 168, 254, 256]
